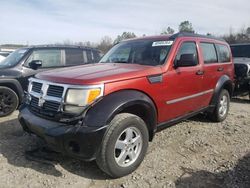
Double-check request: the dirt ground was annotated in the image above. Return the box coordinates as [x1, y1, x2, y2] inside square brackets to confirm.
[0, 98, 250, 188]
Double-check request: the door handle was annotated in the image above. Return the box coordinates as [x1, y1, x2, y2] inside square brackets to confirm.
[217, 67, 224, 72]
[196, 70, 204, 75]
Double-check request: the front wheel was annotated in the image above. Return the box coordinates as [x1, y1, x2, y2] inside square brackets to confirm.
[0, 86, 19, 117]
[208, 89, 230, 122]
[96, 113, 149, 178]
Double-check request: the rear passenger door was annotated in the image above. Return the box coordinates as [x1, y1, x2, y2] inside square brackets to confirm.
[199, 42, 231, 105]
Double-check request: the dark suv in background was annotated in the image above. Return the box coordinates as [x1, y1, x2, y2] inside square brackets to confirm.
[0, 45, 101, 117]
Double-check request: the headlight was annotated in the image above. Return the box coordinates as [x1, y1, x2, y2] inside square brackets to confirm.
[64, 87, 103, 113]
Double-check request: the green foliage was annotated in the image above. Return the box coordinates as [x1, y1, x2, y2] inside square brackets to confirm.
[161, 27, 175, 35]
[113, 32, 137, 44]
[179, 21, 195, 33]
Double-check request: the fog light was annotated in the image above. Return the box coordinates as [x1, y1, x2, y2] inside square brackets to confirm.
[64, 105, 84, 114]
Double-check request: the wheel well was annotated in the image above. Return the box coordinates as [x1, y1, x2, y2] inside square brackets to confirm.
[0, 83, 21, 104]
[119, 104, 156, 141]
[223, 81, 233, 97]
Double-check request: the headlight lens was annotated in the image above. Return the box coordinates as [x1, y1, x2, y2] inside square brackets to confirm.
[65, 87, 103, 107]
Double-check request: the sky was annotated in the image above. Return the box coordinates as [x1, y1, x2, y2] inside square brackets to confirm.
[0, 0, 250, 45]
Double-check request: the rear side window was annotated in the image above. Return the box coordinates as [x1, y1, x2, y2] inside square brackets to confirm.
[215, 44, 231, 62]
[200, 43, 217, 64]
[65, 49, 85, 65]
[87, 50, 100, 63]
[93, 51, 101, 62]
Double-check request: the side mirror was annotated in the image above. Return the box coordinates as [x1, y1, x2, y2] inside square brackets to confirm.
[29, 60, 42, 70]
[174, 53, 197, 68]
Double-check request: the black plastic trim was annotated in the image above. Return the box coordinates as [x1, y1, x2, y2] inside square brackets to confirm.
[0, 78, 24, 102]
[156, 106, 210, 132]
[210, 75, 234, 107]
[84, 90, 158, 138]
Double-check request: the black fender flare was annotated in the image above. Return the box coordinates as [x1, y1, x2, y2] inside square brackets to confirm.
[0, 78, 24, 102]
[210, 75, 234, 107]
[84, 90, 157, 139]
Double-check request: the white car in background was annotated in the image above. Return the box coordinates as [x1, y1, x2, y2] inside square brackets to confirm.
[0, 55, 5, 62]
[230, 43, 250, 97]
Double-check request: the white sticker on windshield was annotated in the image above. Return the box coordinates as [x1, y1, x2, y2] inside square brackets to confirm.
[152, 41, 173, 47]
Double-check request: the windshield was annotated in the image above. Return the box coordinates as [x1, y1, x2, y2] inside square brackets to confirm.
[0, 48, 28, 68]
[231, 45, 250, 58]
[100, 40, 173, 66]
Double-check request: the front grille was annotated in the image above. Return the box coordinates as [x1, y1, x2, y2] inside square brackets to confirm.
[28, 80, 64, 117]
[32, 82, 42, 93]
[30, 96, 39, 108]
[30, 96, 60, 112]
[44, 101, 61, 111]
[47, 85, 64, 98]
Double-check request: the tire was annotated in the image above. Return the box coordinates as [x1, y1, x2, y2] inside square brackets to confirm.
[208, 89, 230, 122]
[0, 86, 19, 117]
[96, 113, 149, 178]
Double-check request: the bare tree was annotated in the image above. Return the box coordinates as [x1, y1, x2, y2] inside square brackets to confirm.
[97, 36, 113, 53]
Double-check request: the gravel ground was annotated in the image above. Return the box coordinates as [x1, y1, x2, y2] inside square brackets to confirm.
[0, 98, 250, 188]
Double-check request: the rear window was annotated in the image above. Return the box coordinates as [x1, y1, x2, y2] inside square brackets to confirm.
[215, 44, 231, 62]
[65, 49, 85, 65]
[200, 43, 217, 64]
[230, 45, 250, 58]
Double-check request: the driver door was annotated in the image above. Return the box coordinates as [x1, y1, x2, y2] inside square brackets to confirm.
[162, 40, 205, 121]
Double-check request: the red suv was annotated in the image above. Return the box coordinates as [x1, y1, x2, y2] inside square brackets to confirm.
[19, 33, 234, 177]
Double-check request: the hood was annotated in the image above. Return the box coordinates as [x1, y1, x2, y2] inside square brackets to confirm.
[0, 68, 22, 79]
[233, 57, 250, 65]
[36, 63, 162, 85]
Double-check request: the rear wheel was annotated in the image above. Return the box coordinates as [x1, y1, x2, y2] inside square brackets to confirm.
[208, 89, 230, 122]
[96, 113, 149, 178]
[0, 86, 19, 117]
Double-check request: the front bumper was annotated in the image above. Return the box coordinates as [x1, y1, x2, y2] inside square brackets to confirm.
[18, 107, 107, 161]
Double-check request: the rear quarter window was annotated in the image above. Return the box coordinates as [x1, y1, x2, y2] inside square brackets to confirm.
[65, 49, 85, 65]
[200, 42, 218, 64]
[215, 44, 231, 63]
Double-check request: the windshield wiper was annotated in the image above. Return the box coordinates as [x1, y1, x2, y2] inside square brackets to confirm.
[113, 61, 128, 64]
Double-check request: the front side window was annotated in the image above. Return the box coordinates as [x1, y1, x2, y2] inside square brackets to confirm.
[26, 49, 62, 68]
[65, 49, 84, 65]
[175, 42, 198, 66]
[200, 43, 217, 64]
[215, 44, 230, 62]
[0, 48, 28, 68]
[100, 40, 173, 66]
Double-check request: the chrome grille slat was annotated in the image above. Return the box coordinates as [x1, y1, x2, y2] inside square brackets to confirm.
[32, 82, 42, 93]
[47, 85, 64, 98]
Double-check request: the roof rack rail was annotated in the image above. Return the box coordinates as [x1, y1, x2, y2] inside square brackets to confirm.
[169, 32, 225, 42]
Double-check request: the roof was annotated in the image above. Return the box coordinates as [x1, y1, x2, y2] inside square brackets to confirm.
[230, 43, 250, 46]
[123, 32, 226, 43]
[22, 44, 100, 51]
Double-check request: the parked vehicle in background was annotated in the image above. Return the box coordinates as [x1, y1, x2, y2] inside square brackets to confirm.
[0, 45, 101, 117]
[19, 33, 234, 177]
[230, 43, 250, 97]
[0, 55, 5, 62]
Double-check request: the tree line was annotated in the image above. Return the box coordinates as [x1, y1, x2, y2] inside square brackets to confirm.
[1, 21, 250, 53]
[83, 20, 250, 53]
